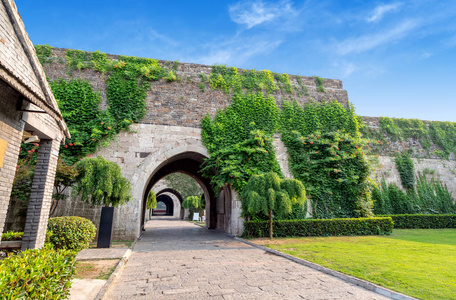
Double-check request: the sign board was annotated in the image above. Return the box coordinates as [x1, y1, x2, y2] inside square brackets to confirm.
[193, 212, 200, 221]
[0, 139, 7, 168]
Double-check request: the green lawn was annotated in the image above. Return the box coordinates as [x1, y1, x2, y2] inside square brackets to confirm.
[256, 229, 456, 300]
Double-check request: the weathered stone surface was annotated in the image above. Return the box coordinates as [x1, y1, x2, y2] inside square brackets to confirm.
[43, 48, 349, 129]
[105, 218, 389, 300]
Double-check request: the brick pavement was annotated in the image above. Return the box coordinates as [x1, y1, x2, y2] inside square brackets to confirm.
[105, 217, 389, 299]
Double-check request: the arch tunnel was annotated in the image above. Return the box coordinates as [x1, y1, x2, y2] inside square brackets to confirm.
[156, 188, 185, 219]
[153, 194, 174, 216]
[140, 152, 217, 230]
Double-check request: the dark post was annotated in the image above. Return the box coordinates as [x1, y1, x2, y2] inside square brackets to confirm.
[97, 206, 114, 248]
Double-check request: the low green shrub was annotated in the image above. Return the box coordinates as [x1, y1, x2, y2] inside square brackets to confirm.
[47, 216, 96, 251]
[0, 246, 76, 299]
[1, 231, 23, 241]
[243, 217, 393, 238]
[379, 214, 456, 229]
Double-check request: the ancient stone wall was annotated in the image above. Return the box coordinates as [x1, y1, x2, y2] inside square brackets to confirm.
[43, 48, 349, 128]
[43, 47, 456, 240]
[362, 116, 450, 159]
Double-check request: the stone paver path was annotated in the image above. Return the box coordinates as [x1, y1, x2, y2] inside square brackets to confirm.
[105, 218, 389, 299]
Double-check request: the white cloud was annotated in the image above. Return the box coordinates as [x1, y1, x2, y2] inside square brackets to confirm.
[420, 52, 432, 60]
[336, 19, 419, 55]
[197, 39, 282, 66]
[367, 2, 403, 23]
[229, 0, 296, 29]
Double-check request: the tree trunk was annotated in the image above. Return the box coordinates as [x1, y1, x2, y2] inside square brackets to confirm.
[49, 198, 58, 216]
[269, 209, 273, 239]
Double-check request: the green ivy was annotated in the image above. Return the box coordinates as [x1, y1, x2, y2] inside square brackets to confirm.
[280, 100, 373, 219]
[361, 116, 456, 159]
[201, 93, 282, 193]
[428, 121, 456, 159]
[394, 151, 416, 190]
[50, 78, 116, 164]
[314, 76, 326, 93]
[208, 65, 285, 94]
[34, 44, 53, 65]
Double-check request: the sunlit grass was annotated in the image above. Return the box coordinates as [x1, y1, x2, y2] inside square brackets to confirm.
[257, 229, 456, 300]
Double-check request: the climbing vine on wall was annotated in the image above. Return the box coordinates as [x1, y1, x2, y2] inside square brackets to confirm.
[37, 46, 181, 163]
[50, 79, 116, 164]
[206, 64, 310, 95]
[359, 116, 456, 159]
[280, 100, 373, 218]
[34, 44, 54, 65]
[201, 93, 282, 193]
[394, 151, 416, 190]
[314, 76, 326, 93]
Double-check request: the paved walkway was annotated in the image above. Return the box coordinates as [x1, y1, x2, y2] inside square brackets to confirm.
[105, 218, 389, 299]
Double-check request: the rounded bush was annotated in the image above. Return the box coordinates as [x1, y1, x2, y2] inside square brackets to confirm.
[0, 246, 76, 299]
[47, 216, 96, 251]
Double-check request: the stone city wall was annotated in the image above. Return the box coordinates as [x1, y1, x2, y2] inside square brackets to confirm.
[43, 48, 349, 128]
[41, 47, 455, 240]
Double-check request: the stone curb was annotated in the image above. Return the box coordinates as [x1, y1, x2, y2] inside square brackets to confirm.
[94, 239, 138, 300]
[234, 237, 417, 300]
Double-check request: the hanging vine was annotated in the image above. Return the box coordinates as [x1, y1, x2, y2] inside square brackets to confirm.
[201, 92, 282, 193]
[280, 100, 373, 218]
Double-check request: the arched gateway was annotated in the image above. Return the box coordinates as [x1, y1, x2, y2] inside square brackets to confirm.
[140, 151, 216, 230]
[68, 124, 245, 240]
[154, 188, 185, 219]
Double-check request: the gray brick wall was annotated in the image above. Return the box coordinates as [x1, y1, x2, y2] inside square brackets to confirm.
[0, 80, 25, 242]
[21, 138, 60, 249]
[0, 3, 45, 101]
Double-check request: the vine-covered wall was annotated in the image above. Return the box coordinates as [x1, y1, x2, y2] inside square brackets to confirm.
[361, 116, 456, 160]
[41, 47, 349, 129]
[32, 45, 456, 235]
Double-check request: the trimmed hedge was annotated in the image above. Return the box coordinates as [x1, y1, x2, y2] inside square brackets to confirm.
[243, 217, 394, 238]
[379, 214, 456, 229]
[47, 216, 96, 251]
[1, 231, 23, 241]
[0, 246, 76, 299]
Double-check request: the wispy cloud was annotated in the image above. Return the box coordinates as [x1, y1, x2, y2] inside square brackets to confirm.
[336, 19, 419, 55]
[197, 39, 282, 65]
[366, 2, 403, 23]
[229, 0, 297, 29]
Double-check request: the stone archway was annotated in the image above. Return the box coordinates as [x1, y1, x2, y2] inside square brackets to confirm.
[156, 188, 185, 219]
[153, 194, 174, 216]
[139, 151, 217, 232]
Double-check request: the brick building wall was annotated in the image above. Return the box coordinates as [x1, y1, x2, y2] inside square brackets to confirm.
[21, 138, 61, 249]
[0, 80, 25, 242]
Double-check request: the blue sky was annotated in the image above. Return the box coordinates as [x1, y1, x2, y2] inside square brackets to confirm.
[17, 0, 456, 122]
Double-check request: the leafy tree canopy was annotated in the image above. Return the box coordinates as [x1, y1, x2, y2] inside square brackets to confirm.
[72, 157, 131, 207]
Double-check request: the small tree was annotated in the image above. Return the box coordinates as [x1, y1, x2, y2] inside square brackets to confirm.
[146, 190, 157, 210]
[72, 157, 131, 248]
[241, 172, 306, 239]
[50, 157, 78, 216]
[182, 195, 205, 219]
[72, 156, 131, 206]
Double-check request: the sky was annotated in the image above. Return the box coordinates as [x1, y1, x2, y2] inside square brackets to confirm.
[17, 0, 456, 122]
